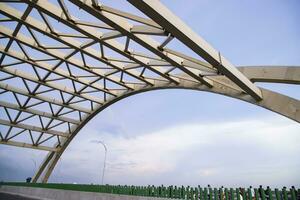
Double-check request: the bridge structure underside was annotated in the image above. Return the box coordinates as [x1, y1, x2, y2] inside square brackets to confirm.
[0, 0, 299, 183]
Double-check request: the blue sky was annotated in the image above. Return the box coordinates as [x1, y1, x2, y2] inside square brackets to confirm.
[0, 0, 300, 188]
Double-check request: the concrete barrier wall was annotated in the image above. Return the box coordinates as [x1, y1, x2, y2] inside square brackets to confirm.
[0, 185, 177, 200]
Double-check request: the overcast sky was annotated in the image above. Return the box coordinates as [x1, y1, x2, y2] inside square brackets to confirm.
[0, 0, 300, 188]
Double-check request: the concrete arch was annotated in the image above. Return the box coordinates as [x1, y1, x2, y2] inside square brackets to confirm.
[32, 66, 300, 183]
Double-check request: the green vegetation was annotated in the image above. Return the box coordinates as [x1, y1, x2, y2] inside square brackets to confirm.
[1, 182, 299, 200]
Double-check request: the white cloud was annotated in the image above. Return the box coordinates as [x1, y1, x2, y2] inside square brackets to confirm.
[48, 116, 300, 187]
[196, 168, 218, 177]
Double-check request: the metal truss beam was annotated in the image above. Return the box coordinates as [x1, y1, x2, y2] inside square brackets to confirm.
[0, 54, 104, 105]
[128, 0, 262, 100]
[19, 1, 178, 86]
[0, 82, 91, 113]
[69, 0, 213, 87]
[0, 47, 113, 104]
[0, 140, 58, 152]
[0, 3, 153, 88]
[0, 119, 68, 137]
[0, 101, 79, 125]
[0, 26, 134, 92]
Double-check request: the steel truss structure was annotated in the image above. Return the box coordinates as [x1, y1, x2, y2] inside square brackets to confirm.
[0, 0, 299, 183]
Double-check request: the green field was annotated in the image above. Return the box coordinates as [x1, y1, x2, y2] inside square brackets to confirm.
[1, 182, 299, 200]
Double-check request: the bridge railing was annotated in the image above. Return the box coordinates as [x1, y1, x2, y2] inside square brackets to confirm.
[1, 182, 299, 200]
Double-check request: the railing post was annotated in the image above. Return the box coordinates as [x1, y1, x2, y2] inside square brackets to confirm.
[199, 186, 203, 200]
[225, 188, 229, 200]
[282, 187, 288, 200]
[259, 187, 266, 200]
[236, 188, 240, 200]
[209, 187, 213, 200]
[242, 188, 247, 200]
[290, 187, 296, 200]
[230, 188, 234, 200]
[267, 187, 274, 200]
[219, 187, 224, 200]
[247, 188, 252, 200]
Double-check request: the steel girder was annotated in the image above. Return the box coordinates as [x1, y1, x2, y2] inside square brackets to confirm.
[0, 0, 299, 183]
[127, 0, 263, 101]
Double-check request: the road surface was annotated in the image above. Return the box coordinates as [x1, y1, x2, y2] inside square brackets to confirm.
[0, 192, 39, 200]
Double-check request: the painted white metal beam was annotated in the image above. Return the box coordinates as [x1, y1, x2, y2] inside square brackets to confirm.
[19, 1, 179, 85]
[0, 82, 91, 114]
[0, 140, 59, 152]
[239, 66, 300, 84]
[0, 119, 69, 137]
[128, 0, 262, 100]
[0, 101, 79, 124]
[68, 0, 213, 87]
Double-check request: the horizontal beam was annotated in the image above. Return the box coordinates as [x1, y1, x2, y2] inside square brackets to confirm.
[239, 66, 300, 84]
[99, 4, 161, 29]
[0, 140, 58, 152]
[0, 119, 69, 137]
[164, 48, 217, 73]
[0, 101, 79, 124]
[131, 25, 165, 35]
